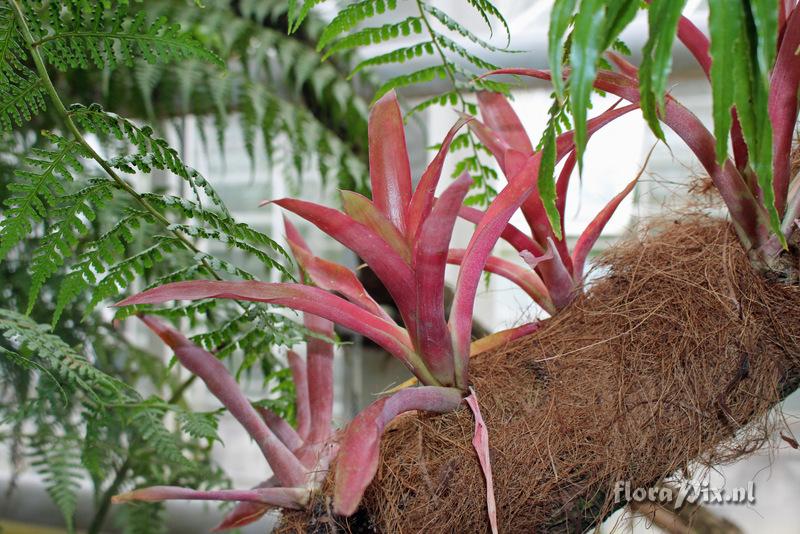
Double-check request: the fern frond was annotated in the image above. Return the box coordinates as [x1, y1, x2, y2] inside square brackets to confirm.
[317, 0, 399, 50]
[0, 67, 46, 131]
[29, 434, 82, 532]
[31, 3, 222, 71]
[118, 502, 166, 534]
[421, 4, 508, 53]
[27, 179, 116, 313]
[128, 400, 191, 468]
[434, 34, 499, 71]
[178, 410, 221, 444]
[321, 16, 423, 60]
[349, 41, 434, 78]
[70, 104, 228, 212]
[466, 0, 511, 45]
[374, 65, 448, 101]
[0, 308, 121, 399]
[0, 134, 86, 260]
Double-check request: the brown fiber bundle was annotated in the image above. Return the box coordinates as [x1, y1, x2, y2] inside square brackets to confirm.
[279, 215, 800, 533]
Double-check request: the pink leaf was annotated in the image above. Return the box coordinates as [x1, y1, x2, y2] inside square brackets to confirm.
[286, 350, 311, 442]
[448, 155, 541, 388]
[465, 388, 498, 534]
[469, 322, 541, 357]
[407, 117, 471, 240]
[340, 191, 412, 263]
[273, 198, 417, 328]
[120, 283, 432, 383]
[771, 6, 800, 216]
[304, 313, 335, 443]
[333, 386, 463, 516]
[136, 316, 306, 488]
[477, 90, 533, 153]
[461, 112, 511, 168]
[112, 485, 306, 509]
[571, 148, 649, 281]
[284, 217, 391, 321]
[555, 150, 578, 242]
[214, 478, 276, 531]
[459, 205, 544, 256]
[411, 173, 472, 387]
[447, 249, 554, 314]
[256, 406, 303, 452]
[369, 91, 412, 233]
[676, 15, 711, 76]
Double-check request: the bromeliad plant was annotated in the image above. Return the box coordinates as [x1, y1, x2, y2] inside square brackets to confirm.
[115, 88, 633, 518]
[116, 90, 547, 516]
[493, 1, 800, 271]
[455, 91, 643, 312]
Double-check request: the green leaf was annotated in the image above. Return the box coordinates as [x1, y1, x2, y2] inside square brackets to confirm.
[569, 0, 605, 169]
[708, 0, 739, 163]
[639, 0, 688, 140]
[317, 0, 399, 51]
[548, 0, 577, 100]
[539, 121, 562, 239]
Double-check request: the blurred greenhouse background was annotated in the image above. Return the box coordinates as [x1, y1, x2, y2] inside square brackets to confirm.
[2, 1, 799, 533]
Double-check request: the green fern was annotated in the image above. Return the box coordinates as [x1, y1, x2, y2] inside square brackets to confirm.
[0, 308, 121, 399]
[0, 134, 88, 260]
[29, 433, 83, 532]
[178, 409, 222, 444]
[28, 1, 222, 71]
[316, 0, 399, 51]
[27, 179, 116, 312]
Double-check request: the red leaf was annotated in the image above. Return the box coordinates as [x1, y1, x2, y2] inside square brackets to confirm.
[459, 205, 545, 256]
[273, 198, 417, 327]
[214, 478, 276, 531]
[411, 174, 472, 387]
[121, 283, 432, 382]
[449, 155, 541, 388]
[477, 90, 533, 153]
[606, 51, 639, 79]
[369, 91, 413, 233]
[555, 149, 577, 243]
[407, 117, 470, 240]
[571, 147, 650, 281]
[465, 388, 498, 534]
[112, 485, 306, 509]
[284, 217, 391, 321]
[447, 249, 554, 314]
[333, 386, 462, 516]
[340, 191, 412, 263]
[137, 316, 306, 488]
[572, 179, 637, 281]
[771, 7, 800, 216]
